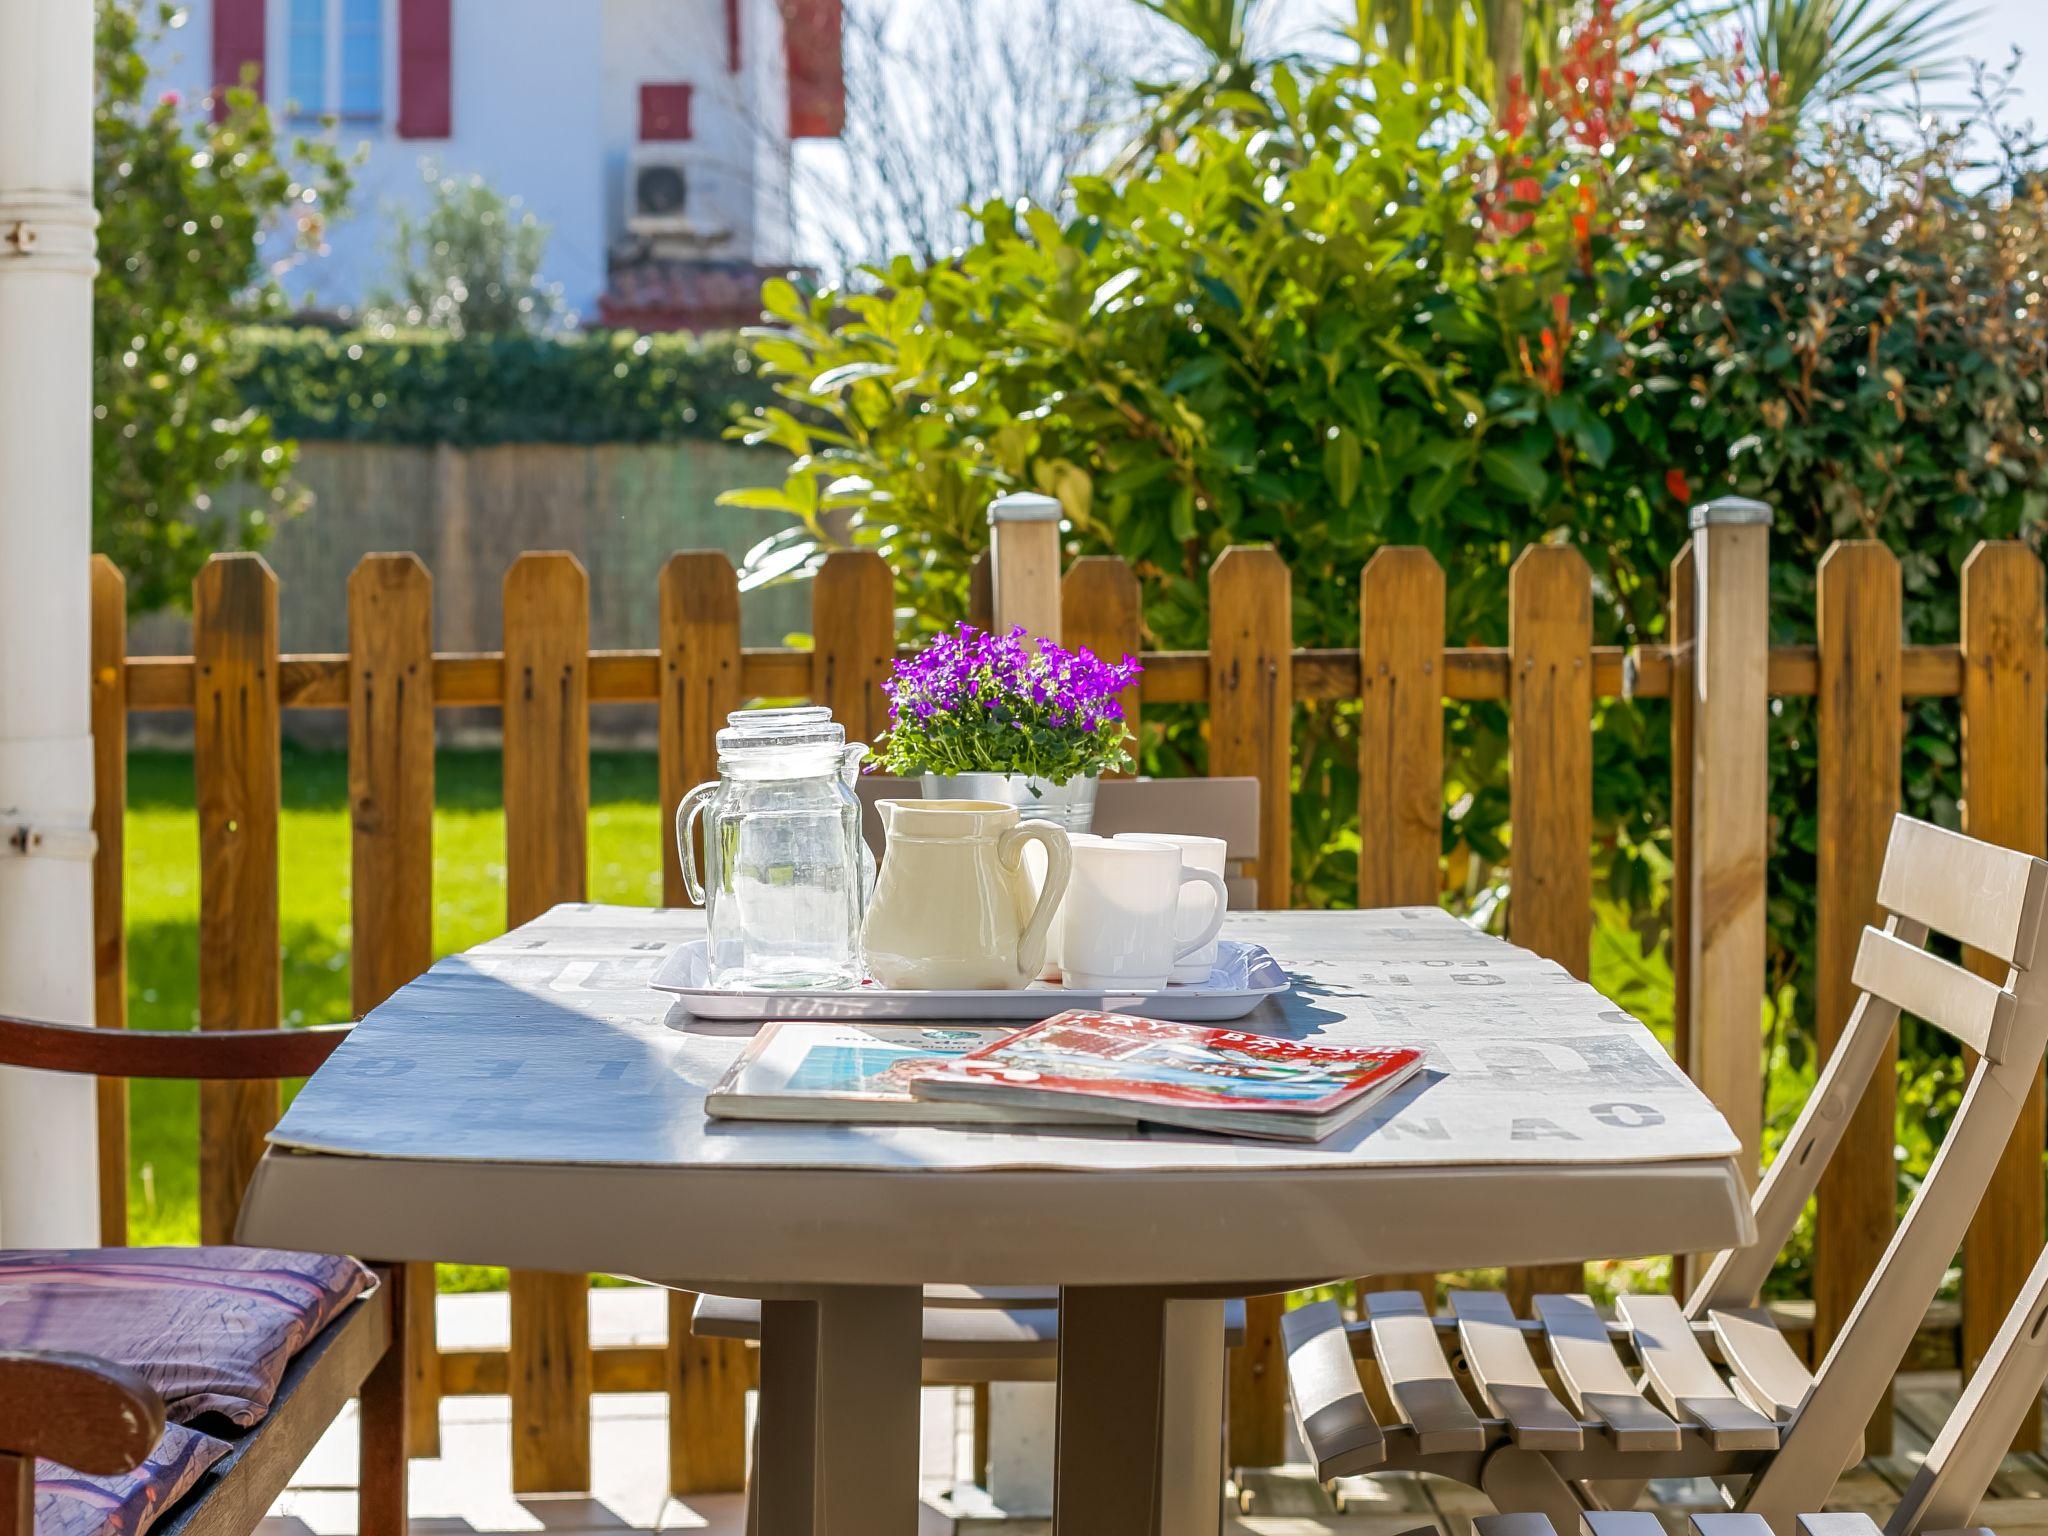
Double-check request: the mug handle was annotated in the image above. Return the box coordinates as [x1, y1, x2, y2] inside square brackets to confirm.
[676, 782, 717, 906]
[998, 822, 1072, 986]
[1171, 867, 1229, 965]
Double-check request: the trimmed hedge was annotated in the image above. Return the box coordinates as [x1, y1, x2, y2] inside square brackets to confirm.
[232, 326, 775, 446]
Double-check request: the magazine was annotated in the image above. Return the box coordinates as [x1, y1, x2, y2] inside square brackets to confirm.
[907, 1009, 1426, 1141]
[705, 1022, 1100, 1125]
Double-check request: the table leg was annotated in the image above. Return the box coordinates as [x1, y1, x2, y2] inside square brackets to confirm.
[1055, 1288, 1226, 1536]
[815, 1285, 923, 1536]
[755, 1299, 819, 1536]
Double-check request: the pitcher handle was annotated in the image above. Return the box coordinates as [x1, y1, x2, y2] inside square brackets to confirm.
[1171, 867, 1229, 965]
[997, 821, 1072, 986]
[676, 781, 717, 906]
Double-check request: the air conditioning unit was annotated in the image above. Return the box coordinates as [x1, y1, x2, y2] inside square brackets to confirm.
[626, 145, 733, 244]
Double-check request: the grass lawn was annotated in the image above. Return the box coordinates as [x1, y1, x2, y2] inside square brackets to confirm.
[125, 747, 666, 1288]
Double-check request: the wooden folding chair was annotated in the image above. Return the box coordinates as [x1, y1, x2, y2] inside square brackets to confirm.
[1284, 815, 2048, 1534]
[701, 773, 1260, 1514]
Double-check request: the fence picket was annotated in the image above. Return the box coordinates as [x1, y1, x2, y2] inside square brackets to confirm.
[502, 552, 594, 1493]
[1959, 540, 2046, 1450]
[1357, 547, 1444, 1304]
[1063, 557, 1143, 770]
[1816, 539, 1901, 1451]
[1209, 545, 1292, 1467]
[89, 556, 127, 1247]
[193, 554, 281, 1246]
[346, 553, 440, 1457]
[811, 551, 894, 741]
[1666, 542, 1699, 1295]
[1505, 544, 1593, 1310]
[656, 552, 751, 1495]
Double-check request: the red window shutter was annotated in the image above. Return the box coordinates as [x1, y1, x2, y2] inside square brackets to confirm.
[783, 0, 844, 139]
[211, 0, 265, 120]
[725, 0, 742, 73]
[639, 83, 694, 142]
[397, 0, 453, 139]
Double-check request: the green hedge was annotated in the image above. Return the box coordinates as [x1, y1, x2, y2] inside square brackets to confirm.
[231, 326, 776, 446]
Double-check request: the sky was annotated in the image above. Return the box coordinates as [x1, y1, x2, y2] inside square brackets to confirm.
[1965, 0, 2048, 129]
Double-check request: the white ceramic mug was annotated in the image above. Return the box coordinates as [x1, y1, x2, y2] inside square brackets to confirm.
[1060, 837, 1227, 991]
[1036, 832, 1106, 981]
[1113, 832, 1229, 982]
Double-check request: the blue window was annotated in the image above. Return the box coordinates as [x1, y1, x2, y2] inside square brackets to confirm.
[284, 0, 384, 122]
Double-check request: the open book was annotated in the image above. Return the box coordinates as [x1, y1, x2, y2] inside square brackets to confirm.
[907, 1009, 1426, 1142]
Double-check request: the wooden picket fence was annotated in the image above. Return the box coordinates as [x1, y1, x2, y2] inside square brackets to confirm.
[85, 521, 2048, 1491]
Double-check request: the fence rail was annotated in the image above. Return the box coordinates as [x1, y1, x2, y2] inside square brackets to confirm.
[88, 527, 2048, 1488]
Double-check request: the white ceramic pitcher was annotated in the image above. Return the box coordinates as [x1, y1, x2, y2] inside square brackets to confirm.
[864, 800, 1072, 990]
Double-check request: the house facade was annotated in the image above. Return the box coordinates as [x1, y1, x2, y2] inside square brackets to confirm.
[145, 0, 843, 328]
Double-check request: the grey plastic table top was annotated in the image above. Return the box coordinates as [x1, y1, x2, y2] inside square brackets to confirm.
[238, 904, 1753, 1293]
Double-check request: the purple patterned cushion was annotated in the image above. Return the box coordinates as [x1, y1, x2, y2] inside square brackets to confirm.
[35, 1424, 230, 1536]
[0, 1247, 371, 1428]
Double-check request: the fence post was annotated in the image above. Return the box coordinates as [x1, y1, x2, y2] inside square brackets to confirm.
[193, 554, 280, 1246]
[346, 553, 441, 1458]
[1815, 539, 1901, 1449]
[656, 552, 752, 1496]
[988, 493, 1063, 641]
[1684, 500, 1771, 1198]
[89, 556, 126, 1247]
[1357, 546, 1445, 1305]
[1209, 545, 1292, 1468]
[1505, 544, 1592, 1309]
[1062, 556, 1142, 766]
[502, 552, 594, 1493]
[812, 551, 894, 741]
[1666, 542, 1698, 1294]
[1959, 540, 2047, 1450]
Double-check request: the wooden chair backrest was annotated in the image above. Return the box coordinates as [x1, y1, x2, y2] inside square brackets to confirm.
[856, 776, 1263, 907]
[1685, 816, 2048, 1516]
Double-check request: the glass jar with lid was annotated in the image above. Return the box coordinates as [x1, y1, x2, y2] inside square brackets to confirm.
[676, 707, 872, 989]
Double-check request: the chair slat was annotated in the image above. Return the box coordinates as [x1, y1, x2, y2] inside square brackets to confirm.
[1615, 1294, 1779, 1451]
[1448, 1291, 1583, 1450]
[1475, 1516, 1565, 1536]
[1875, 815, 2048, 969]
[1530, 1294, 1682, 1452]
[1851, 924, 2013, 1063]
[1279, 1299, 1386, 1479]
[1692, 1516, 1776, 1536]
[1365, 1290, 1486, 1453]
[1795, 1517, 1884, 1536]
[1708, 1307, 1814, 1419]
[1584, 1515, 1667, 1536]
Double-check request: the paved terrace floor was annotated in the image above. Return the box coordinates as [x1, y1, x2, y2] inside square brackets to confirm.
[256, 1290, 2048, 1536]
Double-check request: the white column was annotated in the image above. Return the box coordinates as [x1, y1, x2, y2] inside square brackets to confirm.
[0, 0, 103, 1244]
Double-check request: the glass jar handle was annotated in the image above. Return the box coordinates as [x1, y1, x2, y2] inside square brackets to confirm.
[676, 781, 717, 906]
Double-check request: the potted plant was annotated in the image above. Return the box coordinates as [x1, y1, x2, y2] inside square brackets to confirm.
[873, 623, 1142, 830]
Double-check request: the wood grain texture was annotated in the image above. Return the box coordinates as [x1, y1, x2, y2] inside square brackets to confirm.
[811, 551, 894, 743]
[1208, 547, 1293, 909]
[90, 556, 128, 1247]
[358, 1265, 408, 1536]
[968, 550, 993, 631]
[990, 513, 1063, 642]
[1667, 543, 1699, 1295]
[346, 554, 439, 1458]
[1686, 521, 1771, 1187]
[194, 554, 282, 1246]
[1062, 557, 1143, 773]
[1959, 540, 2047, 1451]
[1816, 539, 1902, 1453]
[0, 1016, 348, 1077]
[656, 554, 751, 1492]
[501, 552, 593, 1493]
[0, 1350, 163, 1472]
[0, 1455, 24, 1536]
[1506, 544, 1593, 1309]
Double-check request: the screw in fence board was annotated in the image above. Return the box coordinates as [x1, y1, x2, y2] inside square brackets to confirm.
[89, 556, 127, 1248]
[1062, 556, 1142, 771]
[1666, 542, 1698, 1295]
[988, 492, 1063, 643]
[655, 552, 752, 1496]
[811, 551, 895, 743]
[1959, 540, 2047, 1451]
[1207, 546, 1292, 1467]
[1356, 547, 1445, 1306]
[1816, 539, 1902, 1454]
[193, 554, 281, 1247]
[1505, 544, 1592, 1310]
[501, 552, 594, 1493]
[346, 553, 441, 1459]
[1685, 501, 1771, 1191]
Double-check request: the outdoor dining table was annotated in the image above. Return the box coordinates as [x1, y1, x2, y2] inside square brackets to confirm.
[236, 902, 1753, 1536]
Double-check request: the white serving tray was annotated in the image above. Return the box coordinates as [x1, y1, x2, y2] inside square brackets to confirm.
[650, 939, 1290, 1024]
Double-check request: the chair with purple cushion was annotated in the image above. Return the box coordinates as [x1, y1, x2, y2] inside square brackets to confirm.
[0, 1013, 404, 1536]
